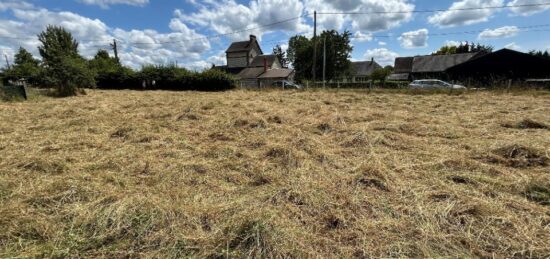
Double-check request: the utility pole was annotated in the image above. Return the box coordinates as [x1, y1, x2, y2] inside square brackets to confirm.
[110, 39, 119, 63]
[323, 36, 326, 88]
[312, 11, 317, 86]
[4, 54, 11, 70]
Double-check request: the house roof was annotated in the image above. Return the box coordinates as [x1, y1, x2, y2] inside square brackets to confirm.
[412, 52, 480, 73]
[250, 55, 278, 67]
[387, 73, 410, 81]
[258, 69, 294, 79]
[226, 35, 263, 54]
[237, 67, 266, 79]
[394, 57, 414, 73]
[351, 61, 382, 76]
[446, 48, 550, 78]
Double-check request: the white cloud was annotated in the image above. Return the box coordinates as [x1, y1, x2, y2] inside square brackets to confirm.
[178, 0, 310, 41]
[78, 0, 149, 8]
[363, 48, 399, 66]
[352, 31, 373, 42]
[428, 0, 504, 27]
[398, 28, 429, 49]
[378, 41, 387, 46]
[0, 2, 210, 69]
[478, 26, 519, 39]
[443, 40, 464, 47]
[508, 0, 550, 16]
[504, 42, 521, 50]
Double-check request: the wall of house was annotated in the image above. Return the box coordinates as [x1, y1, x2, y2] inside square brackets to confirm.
[249, 48, 259, 66]
[239, 79, 259, 88]
[271, 58, 282, 69]
[227, 52, 249, 68]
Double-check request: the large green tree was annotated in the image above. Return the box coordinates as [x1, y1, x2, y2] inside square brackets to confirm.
[287, 30, 353, 82]
[38, 25, 94, 96]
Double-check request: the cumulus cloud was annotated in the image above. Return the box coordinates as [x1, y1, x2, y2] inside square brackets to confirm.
[363, 48, 399, 66]
[478, 26, 519, 39]
[508, 0, 550, 16]
[178, 0, 310, 41]
[352, 31, 373, 42]
[504, 42, 521, 50]
[428, 0, 504, 27]
[0, 1, 210, 69]
[398, 29, 429, 49]
[78, 0, 149, 8]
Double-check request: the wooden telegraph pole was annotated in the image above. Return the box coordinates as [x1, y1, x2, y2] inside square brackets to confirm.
[312, 11, 317, 87]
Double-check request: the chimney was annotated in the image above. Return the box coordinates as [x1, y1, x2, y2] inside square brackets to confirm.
[371, 57, 374, 63]
[263, 57, 267, 72]
[250, 35, 257, 42]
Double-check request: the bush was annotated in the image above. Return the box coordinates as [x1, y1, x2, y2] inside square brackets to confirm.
[42, 56, 95, 96]
[96, 65, 236, 92]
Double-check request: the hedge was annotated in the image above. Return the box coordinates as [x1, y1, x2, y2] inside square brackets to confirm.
[95, 65, 236, 91]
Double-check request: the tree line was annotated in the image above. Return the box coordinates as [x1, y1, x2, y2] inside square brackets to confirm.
[1, 25, 236, 96]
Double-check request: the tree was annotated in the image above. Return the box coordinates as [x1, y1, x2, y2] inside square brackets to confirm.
[371, 67, 393, 85]
[37, 25, 94, 96]
[432, 42, 493, 55]
[272, 45, 288, 68]
[529, 50, 550, 60]
[3, 47, 42, 85]
[287, 30, 353, 81]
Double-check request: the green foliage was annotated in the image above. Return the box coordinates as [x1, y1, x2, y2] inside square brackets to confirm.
[37, 25, 94, 96]
[287, 30, 353, 81]
[433, 42, 493, 55]
[2, 47, 42, 85]
[42, 56, 95, 96]
[528, 50, 550, 60]
[95, 64, 236, 91]
[371, 67, 392, 83]
[272, 45, 288, 68]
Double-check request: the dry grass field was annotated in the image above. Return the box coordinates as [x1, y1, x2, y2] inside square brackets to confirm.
[1, 89, 549, 258]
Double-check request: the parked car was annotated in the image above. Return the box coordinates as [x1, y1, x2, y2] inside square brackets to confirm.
[409, 79, 465, 89]
[272, 80, 302, 89]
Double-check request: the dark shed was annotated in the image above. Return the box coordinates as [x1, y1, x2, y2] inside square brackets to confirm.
[447, 49, 550, 85]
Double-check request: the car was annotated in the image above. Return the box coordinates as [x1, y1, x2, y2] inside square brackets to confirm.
[409, 79, 466, 89]
[272, 80, 302, 89]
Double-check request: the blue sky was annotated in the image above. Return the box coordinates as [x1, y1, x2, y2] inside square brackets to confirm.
[1, 0, 550, 69]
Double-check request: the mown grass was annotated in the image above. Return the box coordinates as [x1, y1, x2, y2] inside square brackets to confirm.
[0, 89, 549, 257]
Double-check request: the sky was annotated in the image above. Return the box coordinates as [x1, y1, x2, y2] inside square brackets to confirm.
[1, 0, 550, 70]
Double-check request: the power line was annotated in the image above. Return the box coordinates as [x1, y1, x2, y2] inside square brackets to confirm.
[317, 2, 550, 15]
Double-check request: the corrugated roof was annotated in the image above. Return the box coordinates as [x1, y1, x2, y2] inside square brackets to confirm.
[394, 57, 414, 73]
[387, 73, 410, 81]
[237, 67, 265, 79]
[412, 53, 479, 73]
[258, 69, 294, 79]
[351, 61, 382, 76]
[250, 55, 278, 67]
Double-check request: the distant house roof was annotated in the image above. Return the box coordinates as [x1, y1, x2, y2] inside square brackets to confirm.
[351, 61, 382, 77]
[250, 55, 278, 67]
[412, 53, 480, 73]
[394, 57, 414, 73]
[237, 67, 266, 79]
[258, 68, 294, 79]
[226, 35, 263, 54]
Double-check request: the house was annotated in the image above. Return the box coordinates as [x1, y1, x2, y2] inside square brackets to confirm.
[446, 48, 550, 86]
[214, 35, 294, 88]
[350, 59, 382, 82]
[387, 53, 482, 81]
